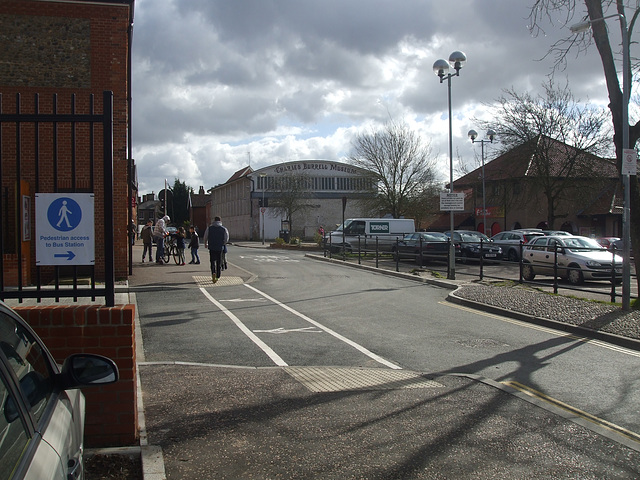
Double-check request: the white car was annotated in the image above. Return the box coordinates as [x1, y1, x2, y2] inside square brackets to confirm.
[0, 300, 118, 480]
[522, 235, 623, 285]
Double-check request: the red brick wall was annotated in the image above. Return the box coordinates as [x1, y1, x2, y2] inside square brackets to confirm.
[15, 304, 138, 447]
[0, 0, 131, 281]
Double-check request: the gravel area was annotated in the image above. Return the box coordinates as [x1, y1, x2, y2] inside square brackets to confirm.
[453, 282, 640, 341]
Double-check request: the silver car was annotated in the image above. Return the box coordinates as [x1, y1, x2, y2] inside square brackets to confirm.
[490, 230, 545, 262]
[522, 235, 623, 285]
[0, 300, 119, 480]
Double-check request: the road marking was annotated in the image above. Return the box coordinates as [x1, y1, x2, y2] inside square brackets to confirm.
[244, 283, 401, 369]
[199, 287, 288, 367]
[253, 327, 322, 334]
[220, 298, 267, 303]
[503, 381, 640, 444]
[441, 301, 640, 357]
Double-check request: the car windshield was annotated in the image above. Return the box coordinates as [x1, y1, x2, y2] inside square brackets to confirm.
[561, 237, 604, 250]
[421, 233, 447, 242]
[459, 232, 488, 242]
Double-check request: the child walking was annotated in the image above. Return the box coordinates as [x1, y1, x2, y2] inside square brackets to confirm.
[176, 227, 186, 266]
[188, 226, 200, 264]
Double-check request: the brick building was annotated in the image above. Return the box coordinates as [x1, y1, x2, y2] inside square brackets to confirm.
[0, 0, 134, 284]
[427, 136, 621, 238]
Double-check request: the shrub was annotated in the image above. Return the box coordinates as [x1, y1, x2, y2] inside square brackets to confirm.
[274, 237, 285, 245]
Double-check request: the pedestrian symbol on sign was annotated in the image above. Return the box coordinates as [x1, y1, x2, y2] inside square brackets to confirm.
[47, 197, 82, 232]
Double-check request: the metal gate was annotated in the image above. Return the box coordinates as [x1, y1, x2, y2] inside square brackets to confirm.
[0, 91, 115, 306]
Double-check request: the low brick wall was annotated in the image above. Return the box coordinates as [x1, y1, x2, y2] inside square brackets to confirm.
[14, 304, 138, 447]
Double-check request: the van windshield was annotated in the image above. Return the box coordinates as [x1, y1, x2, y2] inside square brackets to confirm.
[343, 221, 366, 235]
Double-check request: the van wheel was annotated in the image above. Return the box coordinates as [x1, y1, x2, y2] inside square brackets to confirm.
[522, 263, 535, 281]
[567, 265, 584, 285]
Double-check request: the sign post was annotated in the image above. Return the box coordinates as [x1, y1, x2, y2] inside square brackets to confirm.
[35, 193, 95, 265]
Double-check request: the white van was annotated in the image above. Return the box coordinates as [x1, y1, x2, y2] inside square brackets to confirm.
[325, 218, 415, 252]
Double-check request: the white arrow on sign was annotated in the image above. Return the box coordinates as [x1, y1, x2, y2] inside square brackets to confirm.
[253, 327, 322, 334]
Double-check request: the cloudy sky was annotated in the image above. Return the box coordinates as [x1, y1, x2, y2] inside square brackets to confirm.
[131, 0, 616, 196]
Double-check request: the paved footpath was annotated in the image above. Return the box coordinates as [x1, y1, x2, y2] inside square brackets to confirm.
[130, 244, 640, 479]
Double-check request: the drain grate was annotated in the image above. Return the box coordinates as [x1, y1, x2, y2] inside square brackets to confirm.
[194, 275, 244, 287]
[285, 366, 443, 393]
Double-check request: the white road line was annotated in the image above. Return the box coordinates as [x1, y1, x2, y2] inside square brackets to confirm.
[199, 287, 288, 367]
[244, 283, 401, 369]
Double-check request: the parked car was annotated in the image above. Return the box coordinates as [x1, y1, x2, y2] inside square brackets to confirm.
[611, 238, 634, 258]
[596, 237, 621, 249]
[0, 300, 119, 480]
[490, 230, 546, 262]
[522, 235, 623, 285]
[391, 232, 449, 265]
[445, 230, 502, 263]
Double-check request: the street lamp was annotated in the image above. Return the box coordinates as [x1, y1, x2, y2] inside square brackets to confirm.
[434, 51, 467, 280]
[571, 14, 632, 310]
[468, 129, 496, 236]
[259, 173, 267, 245]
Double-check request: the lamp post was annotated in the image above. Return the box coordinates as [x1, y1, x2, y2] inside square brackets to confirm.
[259, 173, 267, 245]
[468, 129, 496, 236]
[434, 51, 467, 280]
[571, 14, 631, 310]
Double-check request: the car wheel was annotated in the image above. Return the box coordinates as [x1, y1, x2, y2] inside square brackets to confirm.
[522, 263, 535, 281]
[460, 250, 468, 264]
[567, 265, 584, 285]
[391, 248, 399, 262]
[414, 250, 424, 266]
[507, 249, 518, 262]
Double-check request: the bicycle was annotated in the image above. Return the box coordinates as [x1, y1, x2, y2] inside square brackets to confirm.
[163, 235, 181, 265]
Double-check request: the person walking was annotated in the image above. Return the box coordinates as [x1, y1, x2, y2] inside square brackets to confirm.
[188, 225, 200, 264]
[154, 215, 170, 264]
[203, 216, 229, 283]
[141, 219, 153, 263]
[176, 227, 186, 265]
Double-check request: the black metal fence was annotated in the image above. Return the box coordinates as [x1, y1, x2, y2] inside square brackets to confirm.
[323, 235, 637, 303]
[0, 91, 115, 306]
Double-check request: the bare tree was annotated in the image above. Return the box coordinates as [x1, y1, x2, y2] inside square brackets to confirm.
[349, 120, 438, 218]
[529, 0, 640, 301]
[267, 172, 315, 238]
[477, 81, 612, 228]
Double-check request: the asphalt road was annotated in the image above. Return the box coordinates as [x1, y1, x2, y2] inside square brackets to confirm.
[131, 244, 640, 478]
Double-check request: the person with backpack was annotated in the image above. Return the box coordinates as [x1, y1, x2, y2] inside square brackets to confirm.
[203, 216, 229, 283]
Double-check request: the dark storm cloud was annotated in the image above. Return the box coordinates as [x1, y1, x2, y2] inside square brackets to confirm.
[131, 0, 611, 193]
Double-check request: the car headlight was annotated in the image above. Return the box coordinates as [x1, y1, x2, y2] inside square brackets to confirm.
[585, 260, 603, 268]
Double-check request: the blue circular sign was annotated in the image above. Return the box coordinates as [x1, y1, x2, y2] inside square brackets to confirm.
[47, 197, 82, 232]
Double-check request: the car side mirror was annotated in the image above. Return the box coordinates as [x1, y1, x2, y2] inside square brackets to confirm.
[59, 353, 119, 390]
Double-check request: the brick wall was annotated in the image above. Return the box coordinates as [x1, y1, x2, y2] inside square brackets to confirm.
[0, 0, 132, 282]
[14, 304, 138, 447]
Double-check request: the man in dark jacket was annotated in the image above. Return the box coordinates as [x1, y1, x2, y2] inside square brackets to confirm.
[203, 216, 229, 283]
[140, 219, 153, 262]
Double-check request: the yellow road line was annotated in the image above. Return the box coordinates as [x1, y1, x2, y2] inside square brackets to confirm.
[503, 380, 640, 444]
